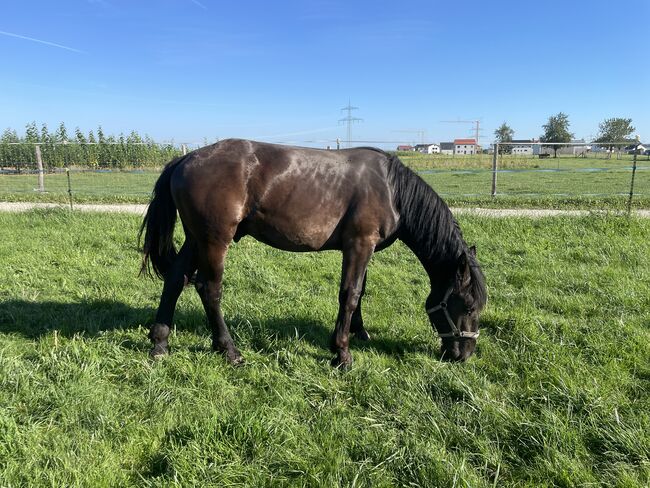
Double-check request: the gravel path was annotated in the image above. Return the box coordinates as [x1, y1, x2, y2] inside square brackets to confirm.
[1, 201, 649, 218]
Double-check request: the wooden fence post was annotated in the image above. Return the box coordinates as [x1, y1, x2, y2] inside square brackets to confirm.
[35, 145, 44, 192]
[491, 143, 498, 197]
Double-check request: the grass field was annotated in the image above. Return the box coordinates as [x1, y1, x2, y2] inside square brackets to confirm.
[0, 210, 649, 486]
[1, 153, 648, 209]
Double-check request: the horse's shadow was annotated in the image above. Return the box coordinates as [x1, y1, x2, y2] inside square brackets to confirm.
[0, 298, 156, 339]
[229, 313, 438, 358]
[0, 299, 499, 360]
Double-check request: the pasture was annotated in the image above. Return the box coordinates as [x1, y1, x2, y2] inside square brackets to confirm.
[0, 153, 648, 209]
[0, 210, 648, 486]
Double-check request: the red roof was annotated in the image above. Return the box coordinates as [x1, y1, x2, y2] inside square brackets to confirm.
[454, 138, 476, 145]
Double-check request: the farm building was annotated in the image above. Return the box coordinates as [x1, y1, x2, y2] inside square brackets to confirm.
[511, 139, 541, 155]
[454, 138, 478, 155]
[552, 139, 590, 156]
[440, 142, 454, 155]
[414, 143, 440, 154]
[396, 145, 414, 151]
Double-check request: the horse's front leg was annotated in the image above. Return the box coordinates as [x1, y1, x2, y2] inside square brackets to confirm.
[350, 271, 371, 341]
[330, 240, 374, 369]
[149, 241, 196, 358]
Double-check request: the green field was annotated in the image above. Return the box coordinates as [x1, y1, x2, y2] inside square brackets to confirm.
[1, 210, 648, 486]
[1, 153, 648, 209]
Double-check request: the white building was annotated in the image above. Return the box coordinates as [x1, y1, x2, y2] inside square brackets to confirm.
[414, 143, 440, 154]
[511, 139, 535, 155]
[454, 138, 478, 155]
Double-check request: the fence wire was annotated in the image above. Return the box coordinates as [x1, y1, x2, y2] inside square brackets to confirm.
[0, 142, 648, 207]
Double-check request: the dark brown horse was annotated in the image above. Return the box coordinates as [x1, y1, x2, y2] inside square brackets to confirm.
[140, 139, 487, 368]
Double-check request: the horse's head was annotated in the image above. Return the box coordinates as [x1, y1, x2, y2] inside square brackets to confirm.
[426, 245, 487, 362]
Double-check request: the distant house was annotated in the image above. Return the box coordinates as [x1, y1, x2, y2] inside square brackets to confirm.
[414, 143, 440, 154]
[511, 139, 539, 155]
[556, 139, 590, 156]
[454, 138, 478, 155]
[440, 142, 454, 155]
[396, 145, 414, 152]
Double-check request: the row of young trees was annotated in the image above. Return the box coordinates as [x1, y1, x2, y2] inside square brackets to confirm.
[0, 122, 184, 169]
[494, 115, 637, 157]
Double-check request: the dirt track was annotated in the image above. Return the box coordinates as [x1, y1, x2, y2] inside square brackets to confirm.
[1, 201, 649, 218]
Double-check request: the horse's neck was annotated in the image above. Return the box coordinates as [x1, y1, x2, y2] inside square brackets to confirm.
[399, 230, 456, 290]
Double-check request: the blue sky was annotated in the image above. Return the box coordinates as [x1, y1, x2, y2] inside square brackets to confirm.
[1, 0, 648, 148]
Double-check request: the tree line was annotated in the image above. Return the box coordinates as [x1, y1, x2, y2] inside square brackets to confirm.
[0, 122, 184, 169]
[494, 115, 637, 157]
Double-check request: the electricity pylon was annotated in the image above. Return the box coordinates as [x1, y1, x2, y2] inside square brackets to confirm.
[339, 100, 363, 148]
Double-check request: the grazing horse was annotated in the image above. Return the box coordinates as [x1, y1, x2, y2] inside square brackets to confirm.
[140, 139, 487, 367]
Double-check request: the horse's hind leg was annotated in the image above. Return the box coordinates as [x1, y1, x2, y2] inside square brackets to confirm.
[149, 240, 197, 358]
[196, 240, 242, 365]
[350, 271, 371, 341]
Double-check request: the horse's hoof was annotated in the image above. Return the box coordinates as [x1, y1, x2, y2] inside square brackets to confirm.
[149, 345, 168, 359]
[353, 329, 371, 341]
[330, 351, 352, 370]
[228, 353, 245, 367]
[220, 348, 244, 366]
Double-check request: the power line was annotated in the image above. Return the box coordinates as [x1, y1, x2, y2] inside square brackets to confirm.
[441, 119, 483, 146]
[392, 129, 427, 145]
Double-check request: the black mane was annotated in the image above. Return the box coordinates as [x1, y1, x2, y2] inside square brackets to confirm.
[380, 151, 488, 309]
[382, 152, 463, 262]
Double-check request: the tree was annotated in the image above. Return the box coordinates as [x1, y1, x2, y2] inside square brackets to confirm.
[540, 112, 573, 158]
[75, 127, 87, 144]
[55, 122, 69, 143]
[41, 123, 50, 143]
[594, 118, 635, 158]
[25, 121, 40, 142]
[494, 122, 514, 154]
[1, 128, 19, 143]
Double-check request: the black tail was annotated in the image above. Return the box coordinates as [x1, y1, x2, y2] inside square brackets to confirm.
[139, 156, 186, 279]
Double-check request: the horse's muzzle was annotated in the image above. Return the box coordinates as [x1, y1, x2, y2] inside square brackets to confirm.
[441, 338, 476, 362]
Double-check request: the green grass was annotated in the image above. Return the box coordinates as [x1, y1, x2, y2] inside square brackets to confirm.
[0, 169, 158, 204]
[1, 210, 649, 486]
[397, 151, 649, 169]
[1, 155, 648, 209]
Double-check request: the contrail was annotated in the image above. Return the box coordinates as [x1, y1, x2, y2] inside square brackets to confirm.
[0, 30, 84, 53]
[188, 0, 207, 9]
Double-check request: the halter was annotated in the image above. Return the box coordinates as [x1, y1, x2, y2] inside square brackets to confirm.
[426, 285, 480, 339]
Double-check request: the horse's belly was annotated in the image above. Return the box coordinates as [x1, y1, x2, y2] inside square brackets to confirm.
[236, 213, 342, 252]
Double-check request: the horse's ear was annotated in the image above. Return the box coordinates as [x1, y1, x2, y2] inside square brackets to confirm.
[469, 245, 476, 257]
[457, 251, 472, 288]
